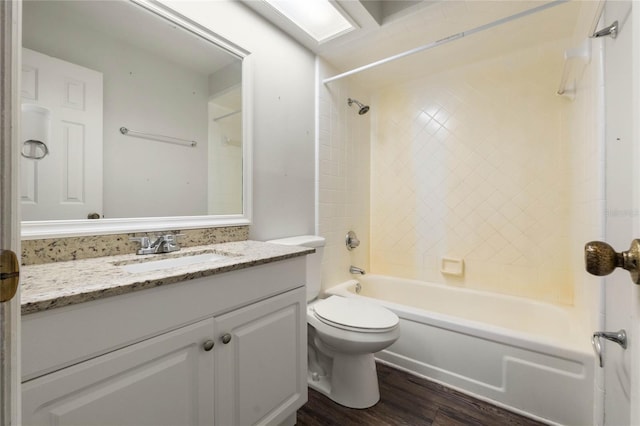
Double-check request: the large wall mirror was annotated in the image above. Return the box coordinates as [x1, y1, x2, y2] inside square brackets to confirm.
[20, 0, 252, 239]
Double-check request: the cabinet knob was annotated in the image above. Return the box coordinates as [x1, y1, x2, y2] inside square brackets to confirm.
[221, 333, 232, 344]
[202, 340, 215, 351]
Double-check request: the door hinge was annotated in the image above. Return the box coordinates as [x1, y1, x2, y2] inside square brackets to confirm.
[0, 250, 19, 302]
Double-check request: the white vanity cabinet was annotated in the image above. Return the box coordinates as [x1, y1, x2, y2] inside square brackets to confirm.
[22, 318, 217, 426]
[215, 290, 303, 426]
[21, 258, 307, 426]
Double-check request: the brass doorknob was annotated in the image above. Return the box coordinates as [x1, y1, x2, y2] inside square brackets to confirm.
[584, 240, 640, 284]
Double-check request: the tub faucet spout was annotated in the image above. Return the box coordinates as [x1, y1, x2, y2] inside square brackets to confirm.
[350, 265, 366, 275]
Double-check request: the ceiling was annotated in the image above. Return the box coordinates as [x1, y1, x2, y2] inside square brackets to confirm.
[23, 1, 239, 76]
[243, 0, 596, 89]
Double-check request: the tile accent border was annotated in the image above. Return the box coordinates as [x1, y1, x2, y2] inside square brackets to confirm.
[21, 225, 250, 265]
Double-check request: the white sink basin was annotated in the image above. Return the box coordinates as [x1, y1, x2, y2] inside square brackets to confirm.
[119, 252, 229, 274]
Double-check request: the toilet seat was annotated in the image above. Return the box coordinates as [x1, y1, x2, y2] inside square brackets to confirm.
[312, 296, 399, 333]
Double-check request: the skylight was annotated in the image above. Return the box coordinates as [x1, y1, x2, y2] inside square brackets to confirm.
[263, 0, 355, 43]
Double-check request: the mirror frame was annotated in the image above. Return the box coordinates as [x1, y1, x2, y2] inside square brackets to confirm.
[21, 0, 253, 239]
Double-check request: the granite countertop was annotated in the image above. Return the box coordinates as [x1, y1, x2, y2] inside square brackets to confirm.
[21, 240, 313, 315]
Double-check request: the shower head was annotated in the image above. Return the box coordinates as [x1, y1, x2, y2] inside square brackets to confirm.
[348, 98, 370, 115]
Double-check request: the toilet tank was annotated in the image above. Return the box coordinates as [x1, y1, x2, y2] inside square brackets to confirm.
[266, 235, 325, 302]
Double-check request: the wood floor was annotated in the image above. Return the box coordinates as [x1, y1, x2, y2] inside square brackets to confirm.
[296, 362, 548, 426]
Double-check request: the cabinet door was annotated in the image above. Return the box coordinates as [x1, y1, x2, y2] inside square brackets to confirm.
[22, 319, 216, 426]
[215, 288, 306, 426]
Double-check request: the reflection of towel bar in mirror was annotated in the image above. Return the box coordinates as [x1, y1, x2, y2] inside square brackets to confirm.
[119, 126, 197, 147]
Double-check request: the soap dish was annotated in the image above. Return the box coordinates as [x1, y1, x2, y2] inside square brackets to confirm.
[440, 257, 464, 276]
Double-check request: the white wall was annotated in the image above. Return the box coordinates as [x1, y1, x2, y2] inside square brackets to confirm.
[22, 5, 210, 218]
[209, 62, 242, 96]
[163, 0, 317, 240]
[317, 60, 370, 291]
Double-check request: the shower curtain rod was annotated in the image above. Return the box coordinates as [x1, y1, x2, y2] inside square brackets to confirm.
[323, 0, 569, 84]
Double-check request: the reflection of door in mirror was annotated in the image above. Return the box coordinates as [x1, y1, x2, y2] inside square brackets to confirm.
[21, 48, 103, 221]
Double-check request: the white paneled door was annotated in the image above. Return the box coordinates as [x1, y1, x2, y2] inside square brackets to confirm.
[20, 48, 103, 221]
[1, 1, 21, 425]
[601, 1, 640, 425]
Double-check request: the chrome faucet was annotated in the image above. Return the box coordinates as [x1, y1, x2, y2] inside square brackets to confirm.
[349, 265, 366, 275]
[130, 234, 182, 255]
[151, 235, 181, 253]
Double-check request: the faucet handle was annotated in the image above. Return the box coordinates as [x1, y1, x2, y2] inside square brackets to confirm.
[346, 231, 360, 251]
[130, 236, 151, 248]
[130, 236, 155, 254]
[152, 234, 184, 253]
[161, 233, 184, 243]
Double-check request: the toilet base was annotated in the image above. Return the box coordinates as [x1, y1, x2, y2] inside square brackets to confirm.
[308, 353, 380, 409]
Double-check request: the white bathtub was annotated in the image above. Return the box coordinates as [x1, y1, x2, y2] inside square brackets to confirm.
[326, 275, 595, 426]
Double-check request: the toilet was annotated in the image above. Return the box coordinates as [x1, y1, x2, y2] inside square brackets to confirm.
[267, 235, 400, 409]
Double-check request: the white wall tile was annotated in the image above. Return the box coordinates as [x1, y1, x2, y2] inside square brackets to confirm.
[369, 38, 588, 305]
[317, 60, 371, 291]
[317, 35, 603, 320]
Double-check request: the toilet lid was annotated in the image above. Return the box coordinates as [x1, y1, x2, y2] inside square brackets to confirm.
[313, 296, 399, 331]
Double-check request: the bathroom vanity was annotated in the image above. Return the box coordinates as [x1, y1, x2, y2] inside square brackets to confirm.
[20, 241, 311, 426]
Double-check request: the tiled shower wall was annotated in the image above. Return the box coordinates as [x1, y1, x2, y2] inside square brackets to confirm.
[317, 60, 371, 291]
[370, 40, 579, 304]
